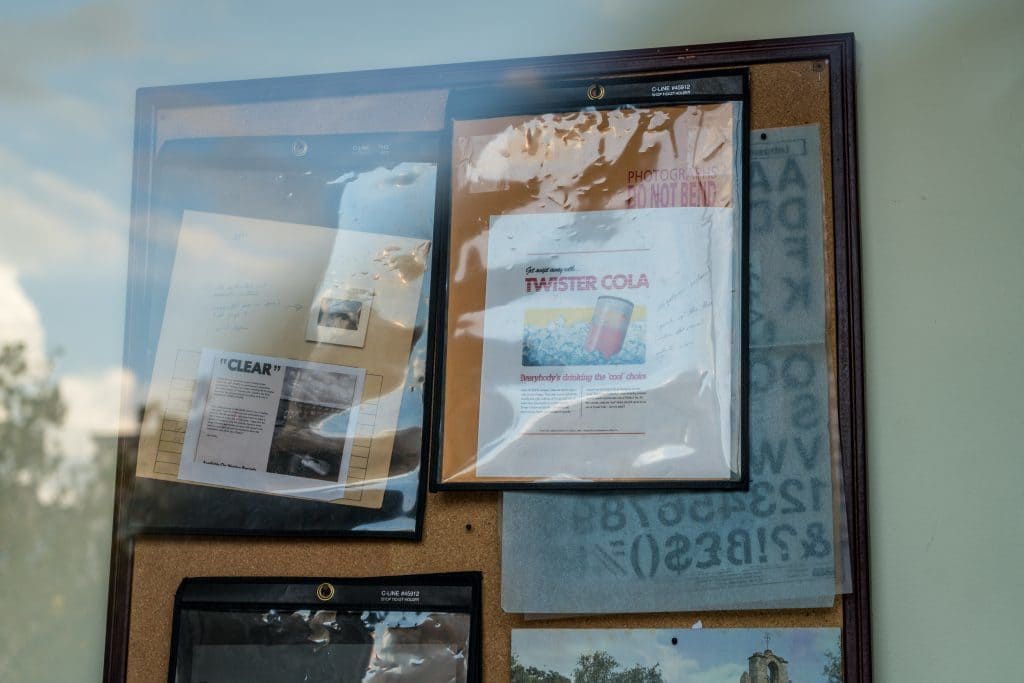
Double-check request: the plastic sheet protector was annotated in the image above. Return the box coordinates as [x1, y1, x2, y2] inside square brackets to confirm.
[169, 574, 481, 683]
[126, 134, 439, 535]
[435, 71, 747, 489]
[502, 125, 842, 612]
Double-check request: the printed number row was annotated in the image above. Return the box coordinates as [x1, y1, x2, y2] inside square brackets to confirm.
[571, 478, 830, 535]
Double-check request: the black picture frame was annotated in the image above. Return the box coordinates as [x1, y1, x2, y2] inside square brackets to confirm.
[120, 130, 441, 540]
[167, 572, 483, 683]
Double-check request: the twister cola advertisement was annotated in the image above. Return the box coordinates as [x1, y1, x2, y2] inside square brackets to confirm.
[476, 207, 737, 481]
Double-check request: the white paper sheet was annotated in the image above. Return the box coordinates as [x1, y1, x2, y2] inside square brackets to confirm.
[177, 350, 365, 500]
[476, 206, 737, 481]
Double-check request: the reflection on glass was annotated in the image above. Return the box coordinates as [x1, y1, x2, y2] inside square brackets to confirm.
[174, 609, 472, 682]
[0, 343, 117, 680]
[125, 135, 438, 533]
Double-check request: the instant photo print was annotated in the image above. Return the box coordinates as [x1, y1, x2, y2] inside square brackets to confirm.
[308, 288, 375, 347]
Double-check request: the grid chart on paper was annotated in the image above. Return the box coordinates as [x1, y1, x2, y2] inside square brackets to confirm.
[152, 349, 202, 476]
[341, 372, 383, 501]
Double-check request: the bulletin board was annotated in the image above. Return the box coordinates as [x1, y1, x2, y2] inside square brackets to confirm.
[104, 34, 868, 682]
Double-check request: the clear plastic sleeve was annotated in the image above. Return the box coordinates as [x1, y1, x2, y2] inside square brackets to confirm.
[432, 72, 748, 489]
[125, 132, 440, 536]
[169, 574, 481, 682]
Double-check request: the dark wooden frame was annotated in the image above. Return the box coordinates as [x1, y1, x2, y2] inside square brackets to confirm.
[105, 32, 867, 682]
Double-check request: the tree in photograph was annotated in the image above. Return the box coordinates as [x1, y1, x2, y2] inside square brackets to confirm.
[613, 662, 665, 683]
[573, 651, 664, 683]
[511, 651, 571, 683]
[822, 649, 842, 683]
[574, 651, 619, 683]
[511, 650, 664, 683]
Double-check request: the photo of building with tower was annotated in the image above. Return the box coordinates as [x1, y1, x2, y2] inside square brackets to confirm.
[740, 647, 790, 683]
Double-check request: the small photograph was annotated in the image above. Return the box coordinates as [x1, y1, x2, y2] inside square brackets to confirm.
[318, 297, 363, 330]
[511, 628, 842, 683]
[522, 300, 646, 367]
[306, 286, 374, 348]
[266, 366, 361, 482]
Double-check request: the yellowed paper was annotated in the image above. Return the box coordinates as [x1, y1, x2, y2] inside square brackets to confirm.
[136, 210, 430, 509]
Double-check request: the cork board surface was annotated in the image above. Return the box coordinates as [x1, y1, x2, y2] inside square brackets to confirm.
[126, 60, 842, 683]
